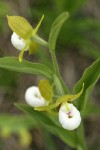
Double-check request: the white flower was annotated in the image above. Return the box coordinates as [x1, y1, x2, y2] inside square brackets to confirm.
[25, 86, 48, 107]
[11, 32, 28, 51]
[59, 103, 81, 130]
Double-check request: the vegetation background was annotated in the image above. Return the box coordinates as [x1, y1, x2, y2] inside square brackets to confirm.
[0, 0, 100, 150]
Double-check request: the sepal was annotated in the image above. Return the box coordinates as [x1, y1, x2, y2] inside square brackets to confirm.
[7, 16, 33, 40]
[33, 15, 44, 34]
[35, 83, 84, 111]
[29, 41, 38, 55]
[38, 79, 53, 101]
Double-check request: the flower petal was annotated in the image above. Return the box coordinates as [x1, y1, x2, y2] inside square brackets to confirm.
[11, 32, 27, 50]
[25, 86, 48, 107]
[59, 103, 81, 130]
[29, 41, 38, 55]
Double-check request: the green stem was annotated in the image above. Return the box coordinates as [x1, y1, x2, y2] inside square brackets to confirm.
[31, 35, 49, 47]
[76, 121, 87, 150]
[58, 75, 70, 94]
[31, 34, 69, 94]
[50, 51, 60, 75]
[50, 50, 69, 94]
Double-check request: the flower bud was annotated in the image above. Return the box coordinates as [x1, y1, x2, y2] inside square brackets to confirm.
[25, 86, 48, 107]
[59, 103, 81, 130]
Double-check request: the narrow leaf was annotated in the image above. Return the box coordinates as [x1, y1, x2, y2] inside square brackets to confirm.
[74, 58, 100, 111]
[0, 57, 53, 79]
[15, 103, 77, 148]
[48, 12, 69, 51]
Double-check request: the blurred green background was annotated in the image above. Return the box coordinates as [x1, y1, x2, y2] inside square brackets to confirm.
[0, 0, 100, 150]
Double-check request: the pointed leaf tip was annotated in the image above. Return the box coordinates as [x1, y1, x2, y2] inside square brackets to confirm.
[49, 11, 69, 51]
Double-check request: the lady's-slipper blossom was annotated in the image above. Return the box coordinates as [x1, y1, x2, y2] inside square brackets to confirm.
[25, 86, 49, 107]
[7, 15, 48, 62]
[59, 103, 81, 130]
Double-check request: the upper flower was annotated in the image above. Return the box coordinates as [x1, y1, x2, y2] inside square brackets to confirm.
[7, 15, 44, 62]
[59, 103, 81, 130]
[25, 86, 49, 107]
[11, 32, 27, 51]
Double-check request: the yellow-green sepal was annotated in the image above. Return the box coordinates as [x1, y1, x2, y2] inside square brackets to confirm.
[7, 15, 33, 40]
[35, 83, 84, 111]
[33, 15, 44, 34]
[29, 41, 38, 55]
[34, 101, 59, 111]
[19, 44, 28, 62]
[38, 79, 53, 101]
[57, 83, 84, 103]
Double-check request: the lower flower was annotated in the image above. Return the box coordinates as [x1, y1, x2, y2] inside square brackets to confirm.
[59, 103, 81, 130]
[25, 86, 48, 107]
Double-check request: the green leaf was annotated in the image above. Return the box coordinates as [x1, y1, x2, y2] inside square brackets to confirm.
[74, 58, 100, 112]
[48, 12, 69, 51]
[0, 57, 53, 79]
[76, 122, 87, 150]
[38, 79, 53, 101]
[43, 131, 57, 150]
[15, 103, 77, 148]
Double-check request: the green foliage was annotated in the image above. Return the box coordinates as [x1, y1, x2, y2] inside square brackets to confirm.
[30, 0, 100, 59]
[43, 132, 57, 150]
[74, 58, 100, 112]
[15, 103, 78, 148]
[76, 122, 87, 150]
[0, 57, 53, 79]
[48, 12, 69, 51]
[0, 69, 17, 87]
